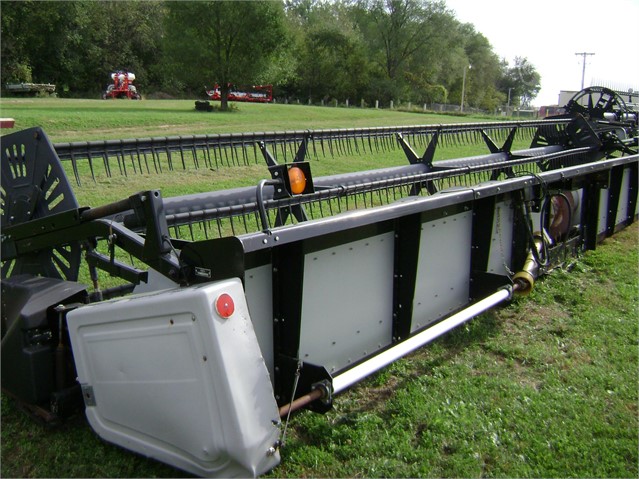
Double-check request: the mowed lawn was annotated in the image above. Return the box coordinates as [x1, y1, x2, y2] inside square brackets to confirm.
[0, 97, 487, 142]
[1, 98, 637, 478]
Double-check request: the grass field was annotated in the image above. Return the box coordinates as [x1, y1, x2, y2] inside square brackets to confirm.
[275, 225, 638, 478]
[1, 98, 637, 478]
[0, 97, 488, 143]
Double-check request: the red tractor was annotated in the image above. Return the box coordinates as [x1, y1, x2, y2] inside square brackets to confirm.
[102, 71, 141, 99]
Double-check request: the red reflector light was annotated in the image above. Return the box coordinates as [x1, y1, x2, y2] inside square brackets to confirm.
[288, 166, 307, 195]
[215, 293, 235, 318]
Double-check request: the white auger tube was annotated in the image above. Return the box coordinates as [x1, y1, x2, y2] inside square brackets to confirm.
[332, 287, 513, 394]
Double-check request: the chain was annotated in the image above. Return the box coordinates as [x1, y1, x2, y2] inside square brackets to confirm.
[281, 360, 302, 446]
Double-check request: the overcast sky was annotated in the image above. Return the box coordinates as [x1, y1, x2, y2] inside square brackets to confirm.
[443, 0, 639, 106]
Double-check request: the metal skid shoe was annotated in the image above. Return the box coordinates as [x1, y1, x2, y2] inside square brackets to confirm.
[1, 128, 283, 476]
[66, 279, 282, 477]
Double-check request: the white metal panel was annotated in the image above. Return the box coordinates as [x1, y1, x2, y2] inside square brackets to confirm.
[487, 201, 514, 275]
[67, 280, 280, 478]
[616, 167, 631, 225]
[333, 288, 512, 394]
[572, 189, 584, 229]
[411, 211, 472, 332]
[244, 265, 274, 380]
[298, 232, 395, 374]
[598, 188, 609, 235]
[530, 210, 542, 234]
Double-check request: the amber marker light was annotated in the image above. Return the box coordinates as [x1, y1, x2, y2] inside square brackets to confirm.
[215, 293, 235, 318]
[288, 166, 307, 195]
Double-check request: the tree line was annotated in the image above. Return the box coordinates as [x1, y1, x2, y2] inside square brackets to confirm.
[1, 0, 541, 111]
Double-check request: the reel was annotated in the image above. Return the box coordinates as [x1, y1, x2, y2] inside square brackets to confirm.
[1, 127, 82, 280]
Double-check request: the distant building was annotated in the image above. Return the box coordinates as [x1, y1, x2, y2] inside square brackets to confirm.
[618, 90, 638, 111]
[538, 105, 564, 118]
[558, 88, 638, 110]
[558, 90, 578, 108]
[537, 87, 639, 118]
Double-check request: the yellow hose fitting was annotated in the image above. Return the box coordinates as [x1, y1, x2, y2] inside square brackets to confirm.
[513, 235, 544, 295]
[513, 269, 535, 295]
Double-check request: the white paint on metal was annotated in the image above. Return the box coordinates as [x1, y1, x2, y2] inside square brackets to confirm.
[572, 189, 584, 229]
[616, 167, 631, 225]
[332, 287, 512, 394]
[411, 211, 472, 332]
[598, 188, 609, 235]
[487, 201, 514, 275]
[67, 279, 281, 478]
[244, 265, 275, 380]
[298, 232, 395, 374]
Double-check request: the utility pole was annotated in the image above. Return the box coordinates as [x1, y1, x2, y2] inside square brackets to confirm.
[575, 52, 595, 89]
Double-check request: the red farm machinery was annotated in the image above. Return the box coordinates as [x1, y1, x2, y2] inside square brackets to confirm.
[1, 86, 638, 477]
[196, 83, 273, 111]
[205, 83, 273, 103]
[102, 70, 141, 100]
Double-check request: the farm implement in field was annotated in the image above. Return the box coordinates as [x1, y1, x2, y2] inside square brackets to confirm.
[196, 84, 273, 111]
[1, 87, 637, 476]
[102, 70, 141, 100]
[205, 83, 273, 103]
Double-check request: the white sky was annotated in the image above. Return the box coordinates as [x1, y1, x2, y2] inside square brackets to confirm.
[443, 0, 639, 106]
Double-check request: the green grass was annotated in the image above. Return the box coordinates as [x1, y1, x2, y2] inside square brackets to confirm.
[271, 226, 638, 478]
[2, 228, 636, 478]
[1, 99, 637, 478]
[0, 98, 529, 204]
[0, 98, 488, 143]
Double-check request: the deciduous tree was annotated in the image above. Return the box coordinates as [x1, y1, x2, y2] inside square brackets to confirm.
[164, 1, 285, 110]
[500, 56, 541, 108]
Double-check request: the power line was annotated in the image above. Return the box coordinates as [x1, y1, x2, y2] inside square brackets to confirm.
[575, 52, 595, 89]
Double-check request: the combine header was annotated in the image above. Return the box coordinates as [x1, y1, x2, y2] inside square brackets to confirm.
[1, 87, 637, 476]
[205, 83, 273, 103]
[196, 83, 272, 111]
